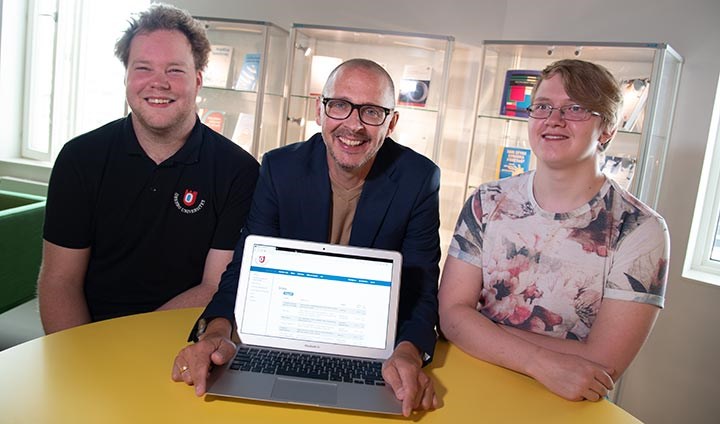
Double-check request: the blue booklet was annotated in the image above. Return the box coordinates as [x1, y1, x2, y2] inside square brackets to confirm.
[235, 53, 261, 91]
[497, 146, 532, 179]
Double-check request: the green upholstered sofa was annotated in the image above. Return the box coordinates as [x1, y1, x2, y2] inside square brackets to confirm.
[0, 190, 45, 315]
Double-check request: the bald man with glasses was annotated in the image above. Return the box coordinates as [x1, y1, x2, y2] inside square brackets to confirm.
[172, 58, 441, 416]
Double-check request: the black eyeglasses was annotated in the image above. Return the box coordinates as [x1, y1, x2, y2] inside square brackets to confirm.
[321, 97, 393, 126]
[526, 104, 601, 121]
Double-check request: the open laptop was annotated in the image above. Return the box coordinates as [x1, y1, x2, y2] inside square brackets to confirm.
[206, 235, 404, 415]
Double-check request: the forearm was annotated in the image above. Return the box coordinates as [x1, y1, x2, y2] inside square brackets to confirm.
[38, 277, 91, 334]
[441, 304, 549, 378]
[158, 282, 219, 311]
[163, 248, 233, 311]
[37, 242, 92, 334]
[501, 300, 660, 380]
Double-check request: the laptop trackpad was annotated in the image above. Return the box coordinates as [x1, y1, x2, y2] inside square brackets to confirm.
[271, 377, 338, 405]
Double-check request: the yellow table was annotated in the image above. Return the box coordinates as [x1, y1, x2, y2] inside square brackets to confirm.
[0, 308, 641, 423]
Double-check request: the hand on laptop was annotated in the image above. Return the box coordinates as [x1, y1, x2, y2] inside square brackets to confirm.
[382, 341, 438, 416]
[171, 317, 236, 396]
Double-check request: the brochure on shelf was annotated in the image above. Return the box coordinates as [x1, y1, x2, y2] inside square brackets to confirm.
[309, 55, 342, 96]
[499, 70, 541, 118]
[204, 45, 234, 88]
[232, 112, 255, 152]
[600, 155, 636, 190]
[199, 109, 226, 134]
[398, 64, 432, 107]
[620, 78, 650, 132]
[234, 53, 261, 91]
[496, 146, 532, 179]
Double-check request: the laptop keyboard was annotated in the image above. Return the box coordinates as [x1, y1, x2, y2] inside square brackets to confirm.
[229, 347, 386, 386]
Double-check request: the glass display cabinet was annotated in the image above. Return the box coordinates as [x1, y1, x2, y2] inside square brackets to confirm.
[281, 24, 457, 158]
[280, 23, 482, 257]
[465, 40, 683, 209]
[194, 18, 288, 159]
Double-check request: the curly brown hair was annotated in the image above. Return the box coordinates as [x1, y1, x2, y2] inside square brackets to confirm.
[114, 3, 211, 71]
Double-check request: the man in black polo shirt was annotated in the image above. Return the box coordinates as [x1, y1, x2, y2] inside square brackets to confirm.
[37, 4, 259, 334]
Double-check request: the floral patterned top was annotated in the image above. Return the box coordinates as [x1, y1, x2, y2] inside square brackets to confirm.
[448, 171, 669, 341]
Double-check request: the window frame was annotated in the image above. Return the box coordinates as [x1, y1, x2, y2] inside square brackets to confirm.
[18, 0, 148, 163]
[683, 72, 720, 286]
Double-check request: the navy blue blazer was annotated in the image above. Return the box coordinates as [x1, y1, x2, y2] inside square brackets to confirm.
[198, 133, 441, 362]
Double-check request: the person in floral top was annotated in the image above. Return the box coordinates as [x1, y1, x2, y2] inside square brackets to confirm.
[438, 59, 669, 402]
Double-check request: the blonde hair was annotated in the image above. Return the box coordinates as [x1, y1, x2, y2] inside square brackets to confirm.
[533, 59, 623, 139]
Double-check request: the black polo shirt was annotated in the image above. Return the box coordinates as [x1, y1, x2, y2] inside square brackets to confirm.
[44, 115, 259, 321]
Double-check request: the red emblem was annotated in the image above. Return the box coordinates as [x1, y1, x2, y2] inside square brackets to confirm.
[182, 189, 198, 207]
[258, 255, 266, 264]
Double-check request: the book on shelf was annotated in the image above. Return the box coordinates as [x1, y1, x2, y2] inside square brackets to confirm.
[496, 146, 532, 179]
[231, 112, 255, 152]
[234, 53, 261, 91]
[309, 55, 342, 96]
[398, 64, 432, 107]
[199, 109, 226, 135]
[600, 155, 636, 190]
[620, 78, 650, 132]
[204, 45, 234, 88]
[499, 70, 541, 118]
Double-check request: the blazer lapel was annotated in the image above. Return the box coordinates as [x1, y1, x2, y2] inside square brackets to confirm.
[298, 135, 332, 243]
[349, 140, 399, 247]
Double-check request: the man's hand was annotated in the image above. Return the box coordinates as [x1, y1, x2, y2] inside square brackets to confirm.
[381, 341, 438, 416]
[171, 318, 236, 396]
[528, 349, 615, 402]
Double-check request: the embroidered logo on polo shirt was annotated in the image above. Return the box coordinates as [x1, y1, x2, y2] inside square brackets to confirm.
[182, 190, 197, 207]
[174, 188, 206, 214]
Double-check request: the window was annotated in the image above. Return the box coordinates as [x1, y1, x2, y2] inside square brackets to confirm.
[683, 72, 720, 286]
[20, 0, 149, 162]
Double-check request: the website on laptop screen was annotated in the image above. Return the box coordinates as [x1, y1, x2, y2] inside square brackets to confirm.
[240, 243, 393, 350]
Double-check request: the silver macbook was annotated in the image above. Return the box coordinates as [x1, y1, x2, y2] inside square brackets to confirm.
[206, 235, 403, 415]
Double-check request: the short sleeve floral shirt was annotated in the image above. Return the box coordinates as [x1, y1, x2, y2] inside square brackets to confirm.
[448, 171, 669, 341]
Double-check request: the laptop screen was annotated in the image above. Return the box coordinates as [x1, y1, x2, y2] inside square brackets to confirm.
[239, 242, 394, 350]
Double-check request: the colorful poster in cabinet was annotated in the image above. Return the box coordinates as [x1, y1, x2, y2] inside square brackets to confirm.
[499, 70, 541, 118]
[199, 109, 226, 135]
[496, 147, 531, 179]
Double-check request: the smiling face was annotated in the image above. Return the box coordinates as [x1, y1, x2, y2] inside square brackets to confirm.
[316, 65, 398, 181]
[529, 73, 615, 172]
[125, 30, 201, 138]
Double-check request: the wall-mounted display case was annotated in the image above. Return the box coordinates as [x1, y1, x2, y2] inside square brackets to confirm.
[194, 18, 288, 159]
[465, 40, 683, 210]
[280, 23, 482, 257]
